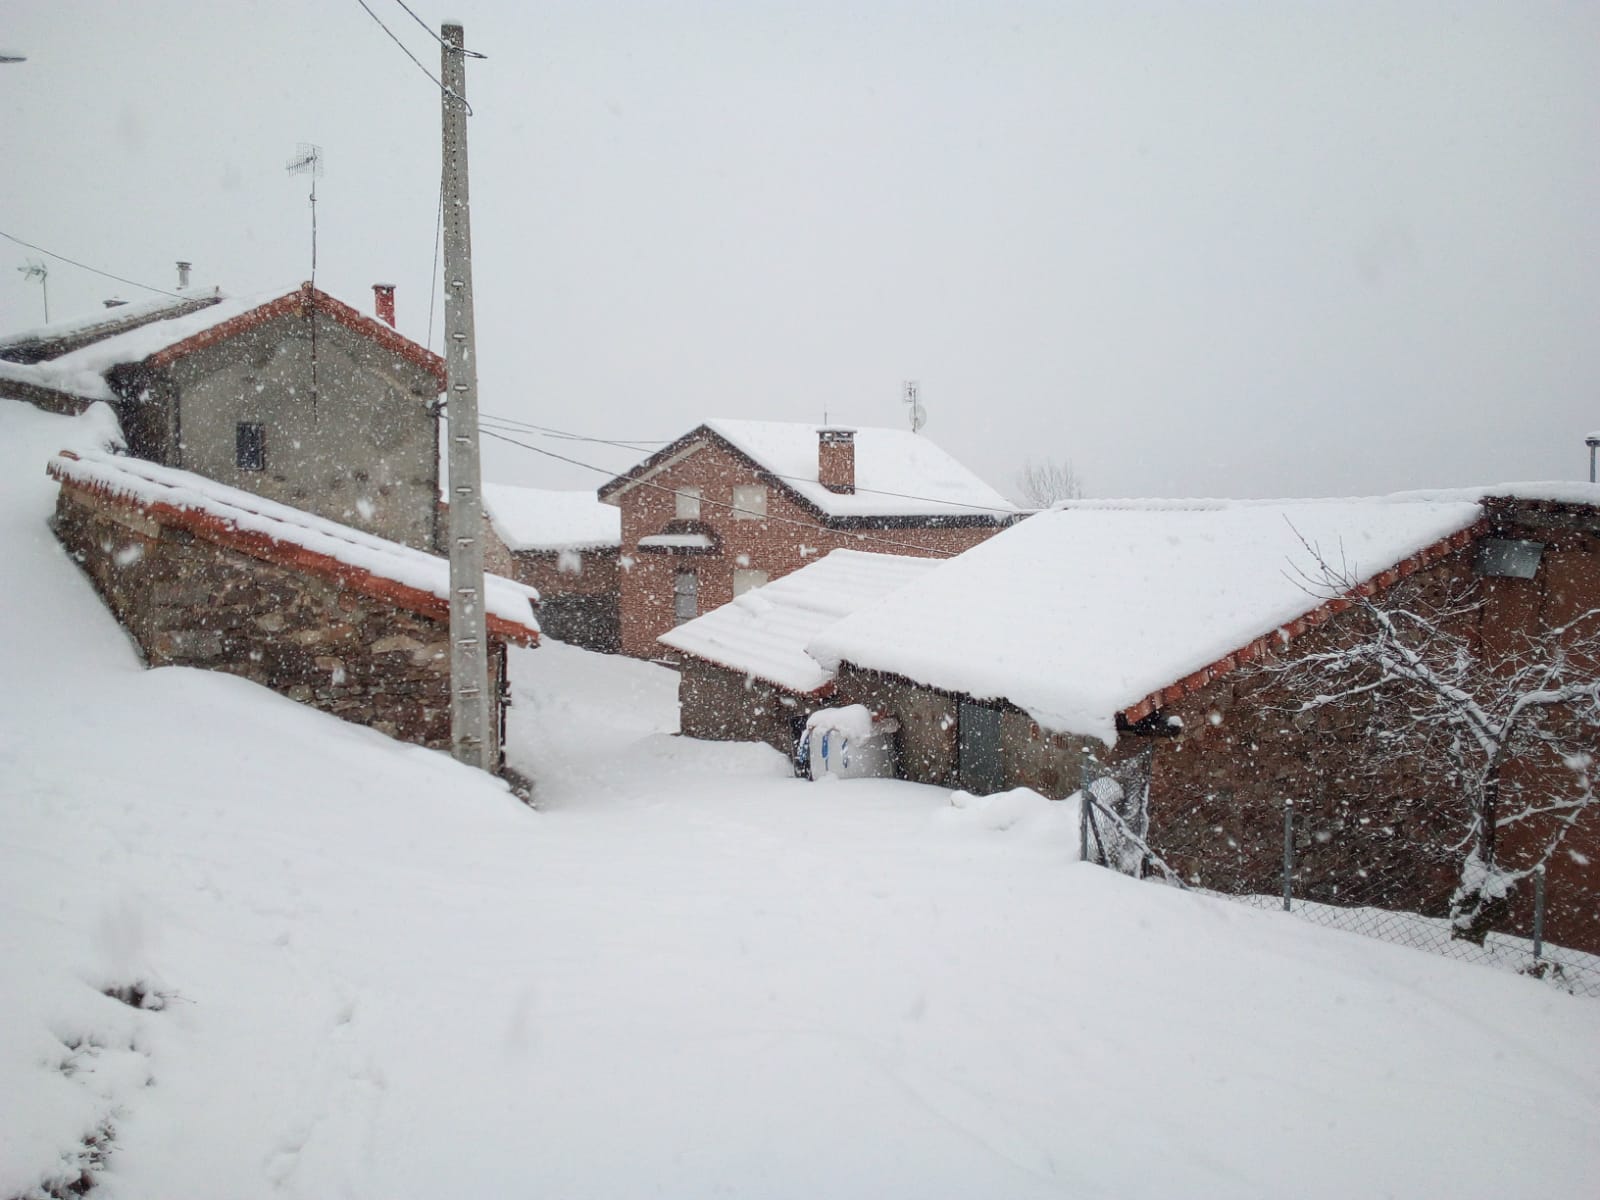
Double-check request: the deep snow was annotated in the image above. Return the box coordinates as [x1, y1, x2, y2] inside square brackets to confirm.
[3, 400, 1598, 1198]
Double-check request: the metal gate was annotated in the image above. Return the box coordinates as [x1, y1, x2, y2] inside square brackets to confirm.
[1080, 745, 1157, 879]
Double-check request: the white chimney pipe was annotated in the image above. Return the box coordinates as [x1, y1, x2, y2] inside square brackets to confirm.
[176, 261, 192, 289]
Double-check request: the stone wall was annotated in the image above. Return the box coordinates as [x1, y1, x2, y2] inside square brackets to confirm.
[54, 483, 507, 760]
[613, 437, 1009, 658]
[677, 660, 816, 755]
[830, 665, 1107, 797]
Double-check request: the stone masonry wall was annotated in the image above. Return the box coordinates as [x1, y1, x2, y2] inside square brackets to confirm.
[614, 438, 1009, 658]
[54, 484, 505, 758]
[678, 660, 817, 756]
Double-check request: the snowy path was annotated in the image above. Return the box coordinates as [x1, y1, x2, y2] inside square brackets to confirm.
[2, 400, 1598, 1199]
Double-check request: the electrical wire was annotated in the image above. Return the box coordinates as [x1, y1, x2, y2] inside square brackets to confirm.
[426, 169, 443, 352]
[351, 0, 472, 114]
[0, 229, 187, 300]
[389, 0, 487, 57]
[476, 425, 1011, 557]
[478, 412, 1020, 516]
[480, 412, 666, 453]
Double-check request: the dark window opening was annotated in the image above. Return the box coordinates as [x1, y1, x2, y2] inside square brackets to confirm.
[673, 570, 699, 624]
[236, 422, 266, 471]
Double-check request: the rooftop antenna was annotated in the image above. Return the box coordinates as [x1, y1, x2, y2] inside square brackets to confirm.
[17, 260, 47, 322]
[286, 143, 324, 412]
[903, 379, 926, 433]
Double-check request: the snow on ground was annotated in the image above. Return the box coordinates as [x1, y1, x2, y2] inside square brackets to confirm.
[3, 398, 1599, 1198]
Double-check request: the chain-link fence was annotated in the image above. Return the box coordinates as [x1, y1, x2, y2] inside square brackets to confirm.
[1079, 775, 1600, 999]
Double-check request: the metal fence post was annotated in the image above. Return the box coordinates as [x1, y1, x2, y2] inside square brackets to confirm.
[1079, 746, 1092, 864]
[1533, 865, 1546, 961]
[1282, 800, 1294, 912]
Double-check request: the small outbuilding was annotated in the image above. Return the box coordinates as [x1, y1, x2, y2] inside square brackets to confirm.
[49, 449, 539, 767]
[482, 483, 623, 652]
[658, 548, 940, 754]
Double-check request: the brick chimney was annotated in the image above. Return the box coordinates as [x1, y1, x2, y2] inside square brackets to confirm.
[818, 427, 856, 494]
[373, 283, 396, 328]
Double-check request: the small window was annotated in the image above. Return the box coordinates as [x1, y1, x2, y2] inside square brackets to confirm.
[236, 422, 266, 471]
[733, 568, 769, 597]
[1474, 538, 1543, 580]
[675, 486, 701, 520]
[673, 570, 699, 623]
[732, 484, 767, 520]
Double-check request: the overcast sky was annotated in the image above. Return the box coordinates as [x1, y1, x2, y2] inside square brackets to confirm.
[3, 1, 1597, 501]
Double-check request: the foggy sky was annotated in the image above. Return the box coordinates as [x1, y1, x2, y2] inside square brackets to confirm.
[3, 0, 1597, 502]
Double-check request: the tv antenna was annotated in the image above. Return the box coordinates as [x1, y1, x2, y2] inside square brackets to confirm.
[286, 143, 324, 410]
[903, 379, 926, 433]
[17, 260, 48, 322]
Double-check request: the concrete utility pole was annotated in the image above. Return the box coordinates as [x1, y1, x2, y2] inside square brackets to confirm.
[441, 23, 491, 769]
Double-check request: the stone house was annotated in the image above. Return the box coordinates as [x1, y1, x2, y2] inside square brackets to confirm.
[658, 548, 941, 753]
[48, 448, 540, 767]
[804, 489, 1600, 954]
[3, 281, 444, 552]
[482, 483, 622, 652]
[597, 419, 1018, 659]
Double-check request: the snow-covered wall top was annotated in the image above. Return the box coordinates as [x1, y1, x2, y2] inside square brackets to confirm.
[0, 290, 220, 354]
[41, 287, 295, 381]
[704, 419, 1018, 520]
[482, 483, 620, 552]
[807, 499, 1485, 744]
[49, 450, 540, 636]
[659, 549, 941, 694]
[0, 357, 114, 403]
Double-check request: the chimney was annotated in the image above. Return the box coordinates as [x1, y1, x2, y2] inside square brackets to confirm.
[818, 427, 856, 494]
[176, 261, 192, 289]
[373, 283, 396, 328]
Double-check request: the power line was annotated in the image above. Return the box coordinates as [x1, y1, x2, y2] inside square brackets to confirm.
[0, 229, 187, 300]
[479, 412, 1019, 516]
[479, 426, 1008, 557]
[480, 412, 667, 453]
[389, 0, 487, 57]
[351, 0, 472, 114]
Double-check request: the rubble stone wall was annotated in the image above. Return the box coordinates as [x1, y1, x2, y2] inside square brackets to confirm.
[54, 483, 506, 757]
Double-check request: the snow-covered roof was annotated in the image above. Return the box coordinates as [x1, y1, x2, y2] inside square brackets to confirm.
[605, 419, 1017, 521]
[481, 483, 620, 552]
[707, 419, 1017, 519]
[32, 284, 446, 394]
[0, 291, 222, 362]
[1385, 481, 1600, 507]
[808, 498, 1486, 744]
[0, 357, 113, 403]
[48, 450, 539, 643]
[659, 549, 942, 693]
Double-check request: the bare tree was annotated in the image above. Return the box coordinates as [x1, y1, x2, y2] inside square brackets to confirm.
[1269, 544, 1600, 943]
[1015, 458, 1084, 508]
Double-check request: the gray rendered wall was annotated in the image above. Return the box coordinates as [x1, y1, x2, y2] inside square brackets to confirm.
[169, 313, 440, 550]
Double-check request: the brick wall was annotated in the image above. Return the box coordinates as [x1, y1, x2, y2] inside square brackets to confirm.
[510, 549, 620, 652]
[54, 483, 508, 759]
[613, 438, 1007, 658]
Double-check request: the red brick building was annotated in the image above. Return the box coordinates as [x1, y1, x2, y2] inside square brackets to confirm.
[807, 489, 1600, 955]
[598, 419, 1018, 659]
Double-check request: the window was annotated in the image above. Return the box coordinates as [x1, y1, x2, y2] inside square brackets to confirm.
[731, 484, 767, 520]
[235, 422, 266, 471]
[674, 486, 701, 520]
[733, 568, 769, 597]
[1474, 538, 1544, 580]
[673, 570, 699, 623]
